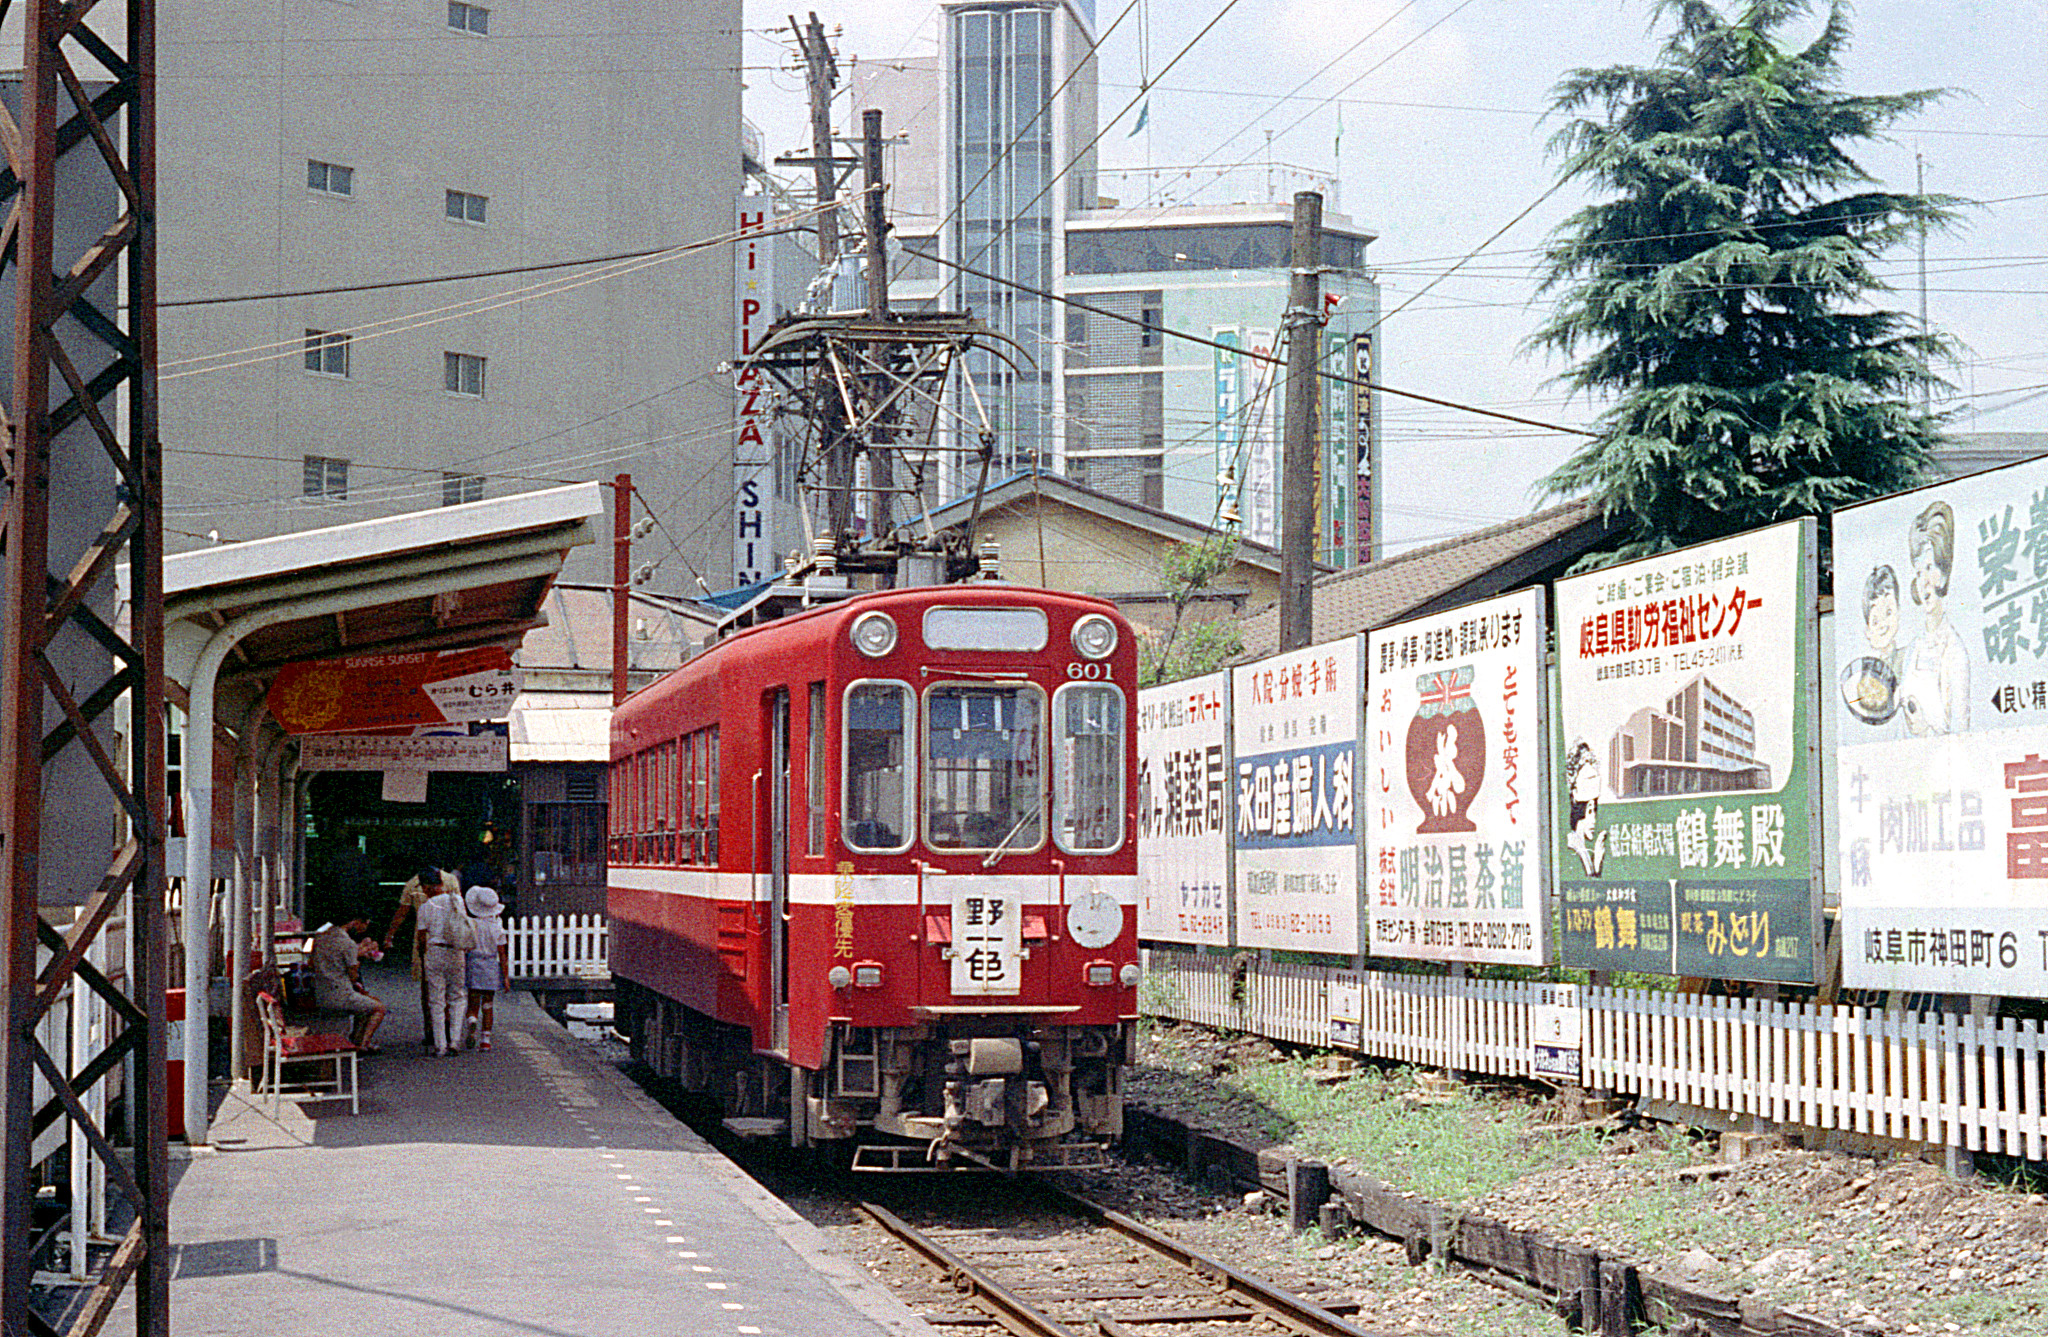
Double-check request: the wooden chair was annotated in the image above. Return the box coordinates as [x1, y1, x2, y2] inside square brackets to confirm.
[254, 991, 358, 1116]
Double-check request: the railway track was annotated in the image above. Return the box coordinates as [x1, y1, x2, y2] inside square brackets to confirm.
[857, 1181, 1411, 1337]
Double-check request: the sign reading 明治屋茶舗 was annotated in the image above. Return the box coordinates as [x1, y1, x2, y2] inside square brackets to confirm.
[1835, 457, 2048, 997]
[1365, 587, 1548, 966]
[1552, 519, 1819, 983]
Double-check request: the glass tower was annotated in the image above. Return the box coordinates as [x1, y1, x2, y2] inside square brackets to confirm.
[942, 0, 1096, 496]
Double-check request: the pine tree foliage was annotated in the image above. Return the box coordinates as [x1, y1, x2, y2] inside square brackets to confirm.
[1533, 0, 1960, 561]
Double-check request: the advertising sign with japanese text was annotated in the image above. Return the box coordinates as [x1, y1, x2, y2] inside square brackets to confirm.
[1834, 458, 2048, 996]
[1137, 674, 1230, 945]
[1366, 588, 1547, 965]
[268, 646, 520, 735]
[1553, 519, 1819, 982]
[299, 733, 508, 773]
[1230, 638, 1361, 954]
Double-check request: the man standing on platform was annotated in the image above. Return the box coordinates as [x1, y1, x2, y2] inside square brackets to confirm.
[414, 866, 474, 1057]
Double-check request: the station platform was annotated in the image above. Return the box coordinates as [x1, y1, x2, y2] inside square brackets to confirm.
[157, 963, 935, 1337]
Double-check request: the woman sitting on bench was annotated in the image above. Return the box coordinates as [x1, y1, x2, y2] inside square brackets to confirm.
[311, 913, 388, 1054]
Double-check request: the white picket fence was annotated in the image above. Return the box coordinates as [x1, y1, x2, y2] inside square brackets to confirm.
[506, 914, 610, 982]
[1142, 947, 2048, 1161]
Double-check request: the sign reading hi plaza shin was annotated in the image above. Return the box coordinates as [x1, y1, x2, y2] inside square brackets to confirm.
[1230, 638, 1362, 954]
[1552, 519, 1820, 983]
[1366, 587, 1548, 965]
[1834, 456, 2048, 997]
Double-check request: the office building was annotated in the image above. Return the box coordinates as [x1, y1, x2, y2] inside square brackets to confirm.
[1609, 675, 1769, 797]
[1060, 202, 1382, 566]
[155, 0, 741, 587]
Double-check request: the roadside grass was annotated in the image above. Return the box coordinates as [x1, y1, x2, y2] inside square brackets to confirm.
[1184, 1053, 1610, 1204]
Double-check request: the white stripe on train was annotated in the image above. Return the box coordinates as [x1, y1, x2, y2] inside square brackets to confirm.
[608, 867, 1140, 908]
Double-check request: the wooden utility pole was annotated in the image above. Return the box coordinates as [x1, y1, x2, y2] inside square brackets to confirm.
[782, 13, 855, 541]
[864, 108, 895, 551]
[1279, 191, 1324, 652]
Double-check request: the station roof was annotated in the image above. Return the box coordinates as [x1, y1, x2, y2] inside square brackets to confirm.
[163, 483, 603, 695]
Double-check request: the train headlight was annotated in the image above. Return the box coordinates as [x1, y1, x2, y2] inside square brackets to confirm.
[828, 966, 852, 990]
[853, 961, 884, 988]
[1071, 614, 1118, 660]
[1086, 961, 1115, 987]
[851, 611, 898, 658]
[1120, 963, 1141, 987]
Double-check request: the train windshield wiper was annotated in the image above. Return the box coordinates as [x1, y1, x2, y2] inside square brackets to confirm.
[981, 799, 1042, 868]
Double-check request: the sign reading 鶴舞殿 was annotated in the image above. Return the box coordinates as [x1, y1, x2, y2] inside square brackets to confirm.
[1552, 519, 1820, 983]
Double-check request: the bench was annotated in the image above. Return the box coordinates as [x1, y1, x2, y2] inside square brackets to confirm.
[254, 991, 358, 1116]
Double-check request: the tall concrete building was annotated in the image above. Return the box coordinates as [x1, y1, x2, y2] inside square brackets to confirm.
[154, 1, 741, 587]
[1060, 203, 1382, 567]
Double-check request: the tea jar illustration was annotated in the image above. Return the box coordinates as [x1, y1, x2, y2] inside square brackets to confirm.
[1405, 665, 1485, 833]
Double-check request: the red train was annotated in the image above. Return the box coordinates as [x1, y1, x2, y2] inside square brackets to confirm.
[608, 582, 1139, 1171]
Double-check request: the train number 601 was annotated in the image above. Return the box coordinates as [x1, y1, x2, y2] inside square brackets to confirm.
[1065, 661, 1109, 679]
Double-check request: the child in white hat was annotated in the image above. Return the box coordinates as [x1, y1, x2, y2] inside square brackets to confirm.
[462, 883, 508, 1050]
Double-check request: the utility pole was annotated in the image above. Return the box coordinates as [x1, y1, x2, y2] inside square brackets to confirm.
[779, 13, 856, 542]
[1279, 190, 1324, 652]
[792, 12, 839, 280]
[612, 474, 632, 706]
[864, 108, 895, 555]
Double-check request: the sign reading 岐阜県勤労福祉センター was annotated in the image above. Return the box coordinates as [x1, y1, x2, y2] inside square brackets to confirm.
[1553, 519, 1819, 984]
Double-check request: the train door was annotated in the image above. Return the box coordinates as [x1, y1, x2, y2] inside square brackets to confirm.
[767, 688, 791, 1053]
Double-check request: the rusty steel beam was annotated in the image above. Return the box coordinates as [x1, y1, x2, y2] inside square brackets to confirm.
[0, 1, 168, 1335]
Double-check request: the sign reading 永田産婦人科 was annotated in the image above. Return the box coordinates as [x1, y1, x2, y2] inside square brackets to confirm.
[1366, 587, 1548, 966]
[1834, 456, 2048, 998]
[1137, 674, 1229, 946]
[1230, 638, 1361, 955]
[1552, 519, 1820, 983]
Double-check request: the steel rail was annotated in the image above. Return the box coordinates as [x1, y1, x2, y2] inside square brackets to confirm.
[1033, 1182, 1392, 1337]
[856, 1201, 1084, 1337]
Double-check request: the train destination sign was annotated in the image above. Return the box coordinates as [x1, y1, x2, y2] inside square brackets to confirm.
[1552, 519, 1821, 983]
[268, 646, 521, 734]
[1366, 587, 1548, 966]
[1834, 455, 2048, 998]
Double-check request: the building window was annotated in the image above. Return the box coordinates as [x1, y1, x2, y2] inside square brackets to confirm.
[448, 1, 489, 33]
[445, 189, 487, 223]
[306, 160, 354, 196]
[302, 455, 348, 501]
[444, 352, 486, 397]
[442, 472, 484, 506]
[303, 329, 350, 377]
[1140, 302, 1163, 349]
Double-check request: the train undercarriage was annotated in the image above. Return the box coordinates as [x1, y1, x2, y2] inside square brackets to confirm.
[616, 980, 1131, 1172]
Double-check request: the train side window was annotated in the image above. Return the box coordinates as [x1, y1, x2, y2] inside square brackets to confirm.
[808, 683, 827, 856]
[844, 681, 913, 853]
[924, 684, 1043, 852]
[1053, 684, 1126, 854]
[706, 726, 720, 864]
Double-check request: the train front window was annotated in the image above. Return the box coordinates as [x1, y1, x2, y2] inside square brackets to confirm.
[1053, 685, 1125, 853]
[844, 682, 912, 852]
[924, 684, 1043, 852]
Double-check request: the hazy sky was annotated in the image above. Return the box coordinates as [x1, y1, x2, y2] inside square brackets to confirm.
[742, 0, 2048, 554]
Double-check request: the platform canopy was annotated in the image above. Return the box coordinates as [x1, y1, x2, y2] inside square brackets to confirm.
[164, 482, 604, 693]
[157, 482, 603, 1147]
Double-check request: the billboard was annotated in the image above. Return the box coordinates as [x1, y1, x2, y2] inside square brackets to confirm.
[1834, 459, 2048, 995]
[1231, 639, 1362, 953]
[267, 647, 520, 735]
[1366, 588, 1548, 965]
[1553, 519, 1820, 982]
[1136, 675, 1230, 945]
